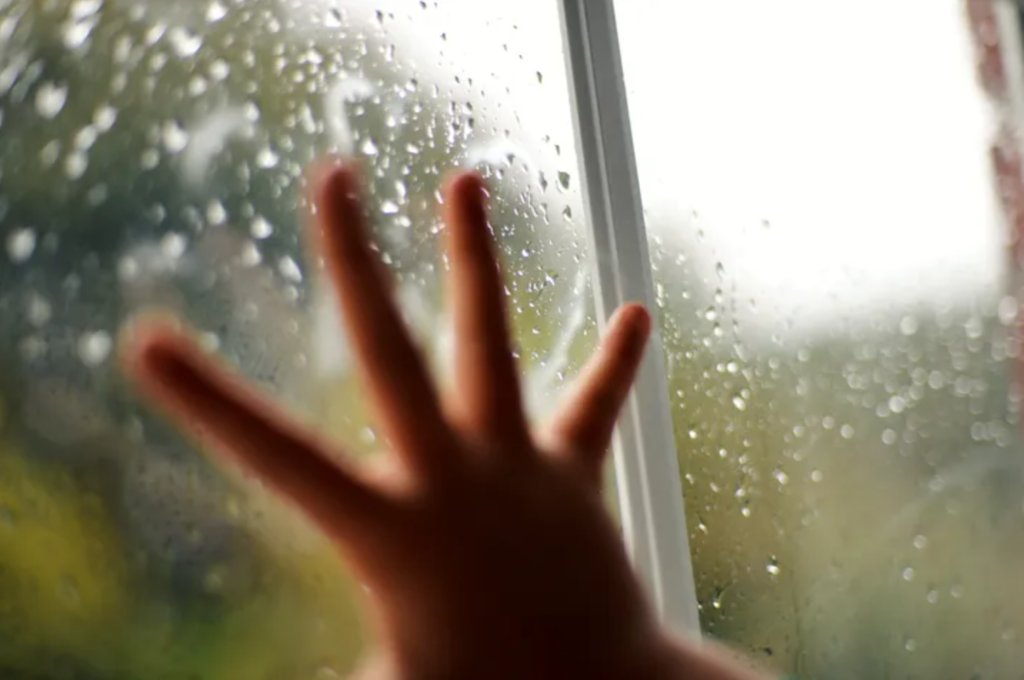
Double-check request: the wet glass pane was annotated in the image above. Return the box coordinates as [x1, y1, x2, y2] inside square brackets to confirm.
[0, 1, 592, 677]
[616, 0, 1023, 677]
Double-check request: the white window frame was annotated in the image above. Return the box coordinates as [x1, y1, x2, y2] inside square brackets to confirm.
[558, 0, 701, 636]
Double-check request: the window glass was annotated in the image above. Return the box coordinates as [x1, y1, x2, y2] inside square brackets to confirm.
[615, 0, 1022, 677]
[0, 1, 591, 677]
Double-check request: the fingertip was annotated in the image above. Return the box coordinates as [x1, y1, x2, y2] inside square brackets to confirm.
[317, 161, 360, 207]
[119, 314, 182, 376]
[305, 155, 346, 191]
[119, 316, 214, 403]
[134, 334, 191, 381]
[445, 170, 488, 205]
[307, 158, 364, 229]
[612, 303, 653, 344]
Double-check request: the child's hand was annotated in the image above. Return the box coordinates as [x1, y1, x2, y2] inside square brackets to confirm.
[124, 163, 761, 680]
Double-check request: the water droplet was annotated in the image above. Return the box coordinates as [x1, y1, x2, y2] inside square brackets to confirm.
[772, 468, 789, 485]
[902, 567, 915, 581]
[78, 331, 112, 366]
[162, 121, 189, 153]
[732, 395, 747, 411]
[209, 59, 230, 80]
[840, 424, 855, 439]
[206, 0, 228, 22]
[168, 27, 203, 57]
[7, 228, 36, 263]
[766, 557, 781, 577]
[965, 314, 984, 339]
[26, 293, 52, 327]
[709, 586, 725, 610]
[65, 152, 88, 179]
[240, 242, 261, 267]
[94, 104, 117, 131]
[557, 171, 571, 191]
[38, 141, 60, 169]
[35, 82, 69, 119]
[360, 137, 379, 156]
[250, 215, 273, 239]
[256, 147, 280, 168]
[999, 296, 1019, 326]
[899, 315, 919, 336]
[63, 18, 96, 48]
[140, 148, 160, 169]
[912, 535, 928, 550]
[810, 469, 823, 483]
[380, 200, 400, 215]
[279, 256, 303, 283]
[206, 200, 227, 226]
[70, 0, 103, 19]
[74, 125, 99, 150]
[904, 638, 917, 652]
[161, 232, 187, 259]
[199, 332, 221, 352]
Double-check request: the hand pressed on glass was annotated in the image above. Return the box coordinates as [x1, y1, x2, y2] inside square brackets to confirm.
[123, 163, 762, 680]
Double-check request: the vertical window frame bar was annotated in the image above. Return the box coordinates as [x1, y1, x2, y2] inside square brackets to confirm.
[557, 0, 701, 635]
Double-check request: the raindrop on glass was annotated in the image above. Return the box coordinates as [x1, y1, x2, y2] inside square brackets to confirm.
[251, 216, 273, 239]
[78, 331, 112, 366]
[35, 82, 69, 119]
[206, 0, 228, 23]
[279, 256, 303, 283]
[7, 228, 37, 263]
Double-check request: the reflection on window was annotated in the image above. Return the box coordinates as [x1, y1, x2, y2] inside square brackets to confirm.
[0, 1, 589, 677]
[617, 0, 1022, 677]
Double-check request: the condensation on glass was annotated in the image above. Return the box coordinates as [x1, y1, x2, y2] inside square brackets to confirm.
[0, 1, 591, 677]
[615, 0, 1024, 677]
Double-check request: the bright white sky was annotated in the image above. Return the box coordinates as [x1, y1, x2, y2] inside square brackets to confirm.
[616, 0, 1006, 338]
[321, 0, 1008, 340]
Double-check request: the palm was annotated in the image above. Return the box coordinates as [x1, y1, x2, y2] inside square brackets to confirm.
[125, 163, 661, 678]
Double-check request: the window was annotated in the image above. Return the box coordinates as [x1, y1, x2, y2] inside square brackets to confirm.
[613, 0, 1021, 677]
[1, 0, 1020, 678]
[0, 1, 591, 677]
